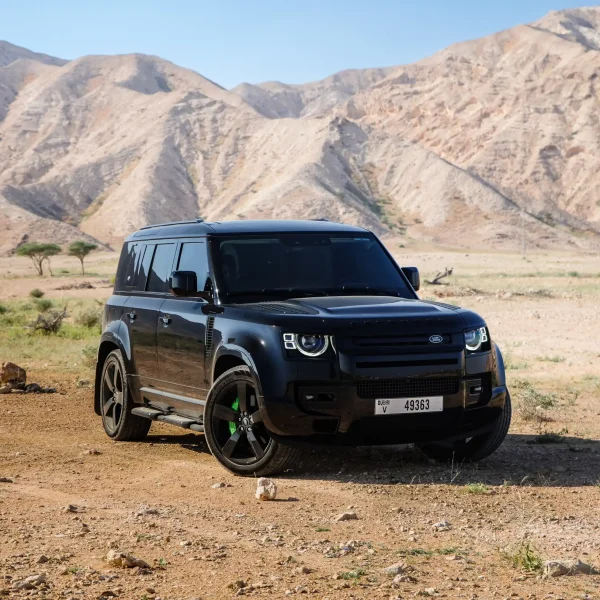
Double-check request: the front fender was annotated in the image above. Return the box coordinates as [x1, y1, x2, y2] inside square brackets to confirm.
[212, 343, 264, 397]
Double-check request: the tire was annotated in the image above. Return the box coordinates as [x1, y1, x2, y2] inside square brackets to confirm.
[99, 349, 151, 441]
[417, 391, 512, 463]
[204, 366, 301, 477]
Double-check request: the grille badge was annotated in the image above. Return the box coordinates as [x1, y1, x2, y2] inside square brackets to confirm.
[429, 334, 444, 344]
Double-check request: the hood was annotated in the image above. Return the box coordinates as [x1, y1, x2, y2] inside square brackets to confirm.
[234, 296, 486, 333]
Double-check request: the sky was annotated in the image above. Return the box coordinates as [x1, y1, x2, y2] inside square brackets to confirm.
[1, 0, 589, 89]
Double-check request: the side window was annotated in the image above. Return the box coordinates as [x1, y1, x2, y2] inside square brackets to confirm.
[177, 242, 209, 292]
[146, 243, 176, 293]
[137, 244, 155, 291]
[116, 242, 143, 290]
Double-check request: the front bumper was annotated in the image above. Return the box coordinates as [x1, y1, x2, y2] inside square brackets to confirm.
[257, 350, 507, 446]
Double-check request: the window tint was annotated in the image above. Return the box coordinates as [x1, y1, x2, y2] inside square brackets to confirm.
[177, 242, 209, 292]
[116, 242, 143, 290]
[212, 234, 413, 300]
[137, 244, 155, 291]
[146, 244, 176, 293]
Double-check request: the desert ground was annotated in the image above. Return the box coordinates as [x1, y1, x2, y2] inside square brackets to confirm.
[1, 243, 599, 600]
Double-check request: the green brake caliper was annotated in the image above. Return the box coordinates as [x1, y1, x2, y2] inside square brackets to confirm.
[229, 398, 240, 435]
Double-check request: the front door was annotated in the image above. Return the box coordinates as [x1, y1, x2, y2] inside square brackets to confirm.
[157, 240, 210, 415]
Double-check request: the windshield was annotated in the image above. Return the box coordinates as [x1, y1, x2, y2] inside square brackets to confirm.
[210, 233, 415, 302]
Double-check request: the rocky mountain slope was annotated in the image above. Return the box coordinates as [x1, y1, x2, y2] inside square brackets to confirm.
[1, 8, 599, 253]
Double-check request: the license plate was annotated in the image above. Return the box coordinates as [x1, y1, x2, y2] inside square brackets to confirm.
[374, 396, 443, 415]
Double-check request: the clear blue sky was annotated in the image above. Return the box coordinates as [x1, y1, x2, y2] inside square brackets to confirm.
[1, 0, 588, 89]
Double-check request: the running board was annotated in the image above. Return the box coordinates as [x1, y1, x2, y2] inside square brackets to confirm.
[132, 407, 204, 432]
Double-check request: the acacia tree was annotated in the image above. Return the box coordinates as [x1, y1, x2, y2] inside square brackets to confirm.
[16, 242, 62, 276]
[68, 241, 98, 275]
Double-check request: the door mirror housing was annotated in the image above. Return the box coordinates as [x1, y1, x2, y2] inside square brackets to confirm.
[402, 266, 420, 291]
[169, 271, 197, 297]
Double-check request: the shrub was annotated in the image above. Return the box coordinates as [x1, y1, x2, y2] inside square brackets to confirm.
[0, 304, 7, 315]
[34, 298, 53, 312]
[517, 382, 557, 422]
[31, 309, 67, 335]
[81, 344, 97, 368]
[508, 541, 543, 572]
[465, 482, 489, 494]
[75, 308, 102, 329]
[30, 288, 45, 298]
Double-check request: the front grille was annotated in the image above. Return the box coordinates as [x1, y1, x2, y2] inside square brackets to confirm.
[357, 377, 459, 399]
[352, 333, 451, 348]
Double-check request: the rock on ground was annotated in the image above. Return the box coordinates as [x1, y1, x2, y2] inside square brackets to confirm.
[0, 361, 26, 384]
[105, 549, 151, 569]
[333, 511, 358, 522]
[255, 477, 277, 501]
[544, 559, 599, 577]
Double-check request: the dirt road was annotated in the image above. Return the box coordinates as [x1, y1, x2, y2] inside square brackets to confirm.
[1, 373, 599, 600]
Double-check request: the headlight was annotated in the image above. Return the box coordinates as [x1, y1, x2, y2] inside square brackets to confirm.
[283, 333, 331, 357]
[464, 327, 489, 352]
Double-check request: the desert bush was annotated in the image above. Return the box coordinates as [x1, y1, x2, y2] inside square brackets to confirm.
[34, 298, 53, 312]
[81, 344, 97, 368]
[30, 288, 45, 298]
[517, 381, 557, 422]
[506, 540, 543, 572]
[465, 482, 489, 494]
[31, 309, 67, 335]
[75, 307, 102, 329]
[0, 304, 7, 315]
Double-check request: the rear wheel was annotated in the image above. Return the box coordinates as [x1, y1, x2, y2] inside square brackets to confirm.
[417, 392, 512, 463]
[100, 349, 151, 441]
[204, 366, 300, 476]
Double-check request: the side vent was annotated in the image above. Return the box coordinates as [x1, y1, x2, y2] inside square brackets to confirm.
[205, 314, 215, 359]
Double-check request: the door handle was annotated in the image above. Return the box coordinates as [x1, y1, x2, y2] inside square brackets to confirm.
[159, 315, 171, 326]
[126, 311, 137, 321]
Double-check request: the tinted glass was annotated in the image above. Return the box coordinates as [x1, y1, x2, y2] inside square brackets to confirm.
[177, 242, 209, 292]
[146, 244, 176, 293]
[212, 234, 413, 300]
[116, 242, 143, 290]
[137, 244, 155, 291]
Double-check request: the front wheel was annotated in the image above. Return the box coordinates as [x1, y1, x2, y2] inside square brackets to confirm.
[417, 392, 512, 463]
[204, 366, 301, 476]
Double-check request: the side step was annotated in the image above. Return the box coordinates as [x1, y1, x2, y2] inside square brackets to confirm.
[132, 407, 204, 432]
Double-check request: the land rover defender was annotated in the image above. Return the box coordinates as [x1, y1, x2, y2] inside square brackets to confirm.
[94, 220, 510, 475]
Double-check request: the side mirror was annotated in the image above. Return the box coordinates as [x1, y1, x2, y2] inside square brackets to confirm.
[169, 271, 197, 297]
[402, 267, 420, 291]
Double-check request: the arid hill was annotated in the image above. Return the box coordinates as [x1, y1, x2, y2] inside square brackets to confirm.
[1, 8, 600, 253]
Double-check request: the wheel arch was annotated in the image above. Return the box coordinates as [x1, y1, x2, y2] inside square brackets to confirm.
[492, 341, 506, 388]
[212, 344, 263, 397]
[94, 326, 130, 415]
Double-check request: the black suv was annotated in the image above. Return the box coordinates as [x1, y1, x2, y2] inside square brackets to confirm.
[94, 220, 510, 476]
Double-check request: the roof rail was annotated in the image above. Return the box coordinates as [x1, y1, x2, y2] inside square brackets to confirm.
[139, 219, 204, 231]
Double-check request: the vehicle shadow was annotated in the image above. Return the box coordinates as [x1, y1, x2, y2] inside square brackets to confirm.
[289, 433, 600, 488]
[142, 431, 599, 488]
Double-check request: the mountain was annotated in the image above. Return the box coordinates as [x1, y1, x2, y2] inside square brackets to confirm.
[1, 8, 600, 255]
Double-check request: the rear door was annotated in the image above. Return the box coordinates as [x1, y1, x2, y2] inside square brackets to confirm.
[124, 242, 176, 393]
[156, 240, 210, 414]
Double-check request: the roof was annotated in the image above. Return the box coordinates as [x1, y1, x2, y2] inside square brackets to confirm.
[127, 219, 369, 241]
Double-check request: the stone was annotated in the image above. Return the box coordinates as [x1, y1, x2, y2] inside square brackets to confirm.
[333, 511, 358, 522]
[12, 574, 46, 590]
[24, 383, 42, 393]
[383, 562, 406, 576]
[105, 549, 151, 569]
[64, 504, 78, 513]
[432, 520, 452, 531]
[544, 560, 599, 577]
[36, 555, 49, 564]
[0, 477, 14, 483]
[84, 449, 102, 455]
[77, 379, 91, 388]
[212, 482, 226, 489]
[0, 362, 26, 385]
[0, 385, 11, 394]
[255, 477, 277, 501]
[393, 574, 417, 584]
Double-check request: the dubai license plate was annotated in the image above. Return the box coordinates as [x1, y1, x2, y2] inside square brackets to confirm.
[374, 396, 443, 415]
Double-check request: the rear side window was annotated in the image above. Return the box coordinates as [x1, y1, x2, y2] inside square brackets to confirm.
[177, 242, 209, 292]
[137, 244, 155, 290]
[116, 242, 143, 290]
[146, 244, 176, 293]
